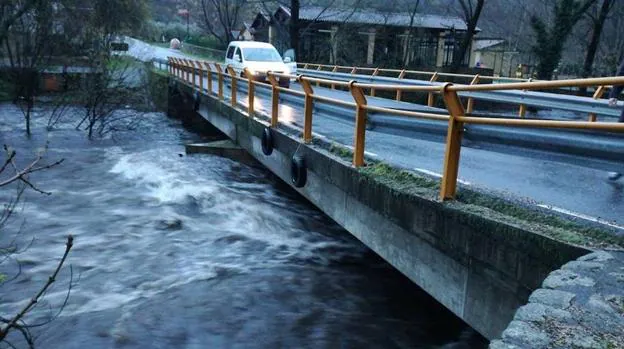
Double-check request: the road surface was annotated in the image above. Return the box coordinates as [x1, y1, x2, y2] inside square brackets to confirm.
[129, 38, 624, 230]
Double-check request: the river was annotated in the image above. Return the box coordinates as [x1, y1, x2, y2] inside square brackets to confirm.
[0, 103, 486, 348]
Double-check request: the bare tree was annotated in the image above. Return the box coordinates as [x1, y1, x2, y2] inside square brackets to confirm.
[531, 0, 597, 79]
[196, 0, 248, 47]
[2, 1, 57, 135]
[0, 144, 73, 348]
[580, 0, 615, 81]
[450, 0, 485, 72]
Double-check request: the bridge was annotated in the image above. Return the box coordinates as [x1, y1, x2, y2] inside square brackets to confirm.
[161, 56, 624, 343]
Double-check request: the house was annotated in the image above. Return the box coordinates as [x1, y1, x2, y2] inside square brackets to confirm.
[249, 5, 481, 69]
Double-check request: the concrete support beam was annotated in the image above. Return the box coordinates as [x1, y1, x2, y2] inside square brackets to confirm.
[330, 26, 339, 64]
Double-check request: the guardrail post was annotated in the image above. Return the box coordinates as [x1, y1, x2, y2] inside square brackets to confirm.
[440, 84, 465, 201]
[428, 72, 439, 107]
[351, 67, 357, 74]
[172, 58, 179, 78]
[331, 66, 338, 89]
[203, 62, 212, 94]
[227, 65, 237, 107]
[466, 74, 480, 113]
[183, 59, 191, 83]
[299, 76, 314, 143]
[303, 63, 309, 69]
[195, 61, 203, 91]
[167, 58, 173, 75]
[244, 68, 255, 117]
[518, 78, 531, 118]
[267, 73, 280, 127]
[396, 69, 406, 101]
[349, 81, 368, 167]
[589, 85, 606, 122]
[370, 68, 380, 97]
[214, 63, 224, 101]
[176, 59, 182, 79]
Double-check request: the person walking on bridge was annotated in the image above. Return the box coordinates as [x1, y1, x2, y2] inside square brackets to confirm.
[608, 59, 624, 180]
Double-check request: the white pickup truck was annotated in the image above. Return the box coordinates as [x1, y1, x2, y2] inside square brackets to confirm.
[224, 41, 297, 88]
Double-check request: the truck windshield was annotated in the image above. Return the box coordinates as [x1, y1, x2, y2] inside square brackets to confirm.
[242, 48, 282, 62]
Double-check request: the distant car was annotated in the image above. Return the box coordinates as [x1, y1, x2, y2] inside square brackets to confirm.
[225, 41, 295, 88]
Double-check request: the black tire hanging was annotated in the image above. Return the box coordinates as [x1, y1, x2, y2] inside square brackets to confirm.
[291, 155, 307, 188]
[261, 127, 274, 156]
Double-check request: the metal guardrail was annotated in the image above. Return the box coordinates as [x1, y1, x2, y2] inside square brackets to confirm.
[168, 57, 624, 201]
[297, 68, 620, 120]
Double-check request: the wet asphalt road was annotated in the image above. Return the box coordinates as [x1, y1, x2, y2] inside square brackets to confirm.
[132, 39, 624, 228]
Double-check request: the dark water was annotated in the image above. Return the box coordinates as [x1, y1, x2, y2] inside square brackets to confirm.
[0, 103, 486, 349]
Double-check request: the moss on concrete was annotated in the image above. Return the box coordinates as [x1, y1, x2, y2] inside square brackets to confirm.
[147, 67, 169, 111]
[325, 142, 623, 249]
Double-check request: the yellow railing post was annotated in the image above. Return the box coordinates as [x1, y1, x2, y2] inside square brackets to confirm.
[172, 58, 180, 78]
[244, 68, 255, 117]
[214, 63, 224, 100]
[518, 78, 532, 118]
[589, 85, 606, 122]
[203, 62, 212, 94]
[167, 58, 173, 75]
[331, 66, 338, 89]
[299, 76, 314, 143]
[396, 69, 406, 101]
[466, 74, 480, 113]
[195, 61, 203, 91]
[428, 72, 439, 107]
[349, 81, 368, 167]
[370, 68, 380, 97]
[227, 65, 237, 107]
[267, 73, 280, 127]
[190, 60, 198, 87]
[176, 59, 183, 79]
[440, 84, 466, 201]
[183, 59, 191, 83]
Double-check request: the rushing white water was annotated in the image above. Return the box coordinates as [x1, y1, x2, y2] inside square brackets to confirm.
[0, 104, 485, 348]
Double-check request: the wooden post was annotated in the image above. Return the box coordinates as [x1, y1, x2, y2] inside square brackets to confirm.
[370, 68, 380, 97]
[440, 84, 465, 201]
[227, 65, 237, 107]
[396, 69, 406, 101]
[428, 72, 439, 107]
[214, 63, 224, 100]
[299, 77, 314, 143]
[203, 62, 213, 94]
[244, 68, 255, 117]
[466, 74, 480, 113]
[589, 85, 606, 122]
[267, 73, 280, 127]
[349, 81, 368, 167]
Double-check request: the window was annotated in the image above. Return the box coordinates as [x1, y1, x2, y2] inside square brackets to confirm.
[234, 47, 242, 61]
[242, 48, 282, 62]
[226, 46, 235, 59]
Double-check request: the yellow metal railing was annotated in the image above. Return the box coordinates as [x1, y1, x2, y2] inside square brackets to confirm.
[299, 62, 614, 122]
[168, 57, 624, 201]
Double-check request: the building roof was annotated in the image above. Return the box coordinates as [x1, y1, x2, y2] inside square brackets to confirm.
[295, 6, 475, 31]
[474, 39, 505, 51]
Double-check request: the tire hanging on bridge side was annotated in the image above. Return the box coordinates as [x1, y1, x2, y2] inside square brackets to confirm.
[261, 127, 274, 156]
[291, 155, 307, 188]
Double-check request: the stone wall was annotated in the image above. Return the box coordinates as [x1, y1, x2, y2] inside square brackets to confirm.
[491, 250, 624, 349]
